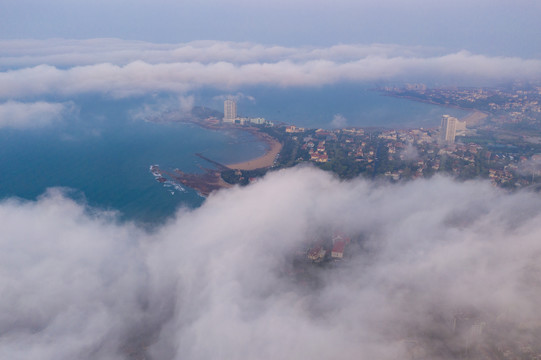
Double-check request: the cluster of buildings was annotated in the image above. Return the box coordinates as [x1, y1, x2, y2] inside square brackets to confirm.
[385, 84, 541, 124]
[306, 233, 350, 263]
[218, 87, 541, 189]
[277, 114, 541, 187]
[223, 99, 272, 126]
[306, 139, 330, 163]
[486, 87, 541, 123]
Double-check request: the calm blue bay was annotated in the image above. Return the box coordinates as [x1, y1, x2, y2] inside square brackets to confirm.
[0, 86, 470, 224]
[197, 84, 470, 129]
[0, 96, 268, 225]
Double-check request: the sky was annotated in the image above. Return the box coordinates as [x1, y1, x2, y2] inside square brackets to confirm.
[1, 0, 540, 58]
[0, 0, 540, 112]
[2, 1, 541, 359]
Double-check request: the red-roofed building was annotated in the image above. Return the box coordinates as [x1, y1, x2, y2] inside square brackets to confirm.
[331, 233, 350, 259]
[310, 153, 328, 163]
[315, 129, 330, 136]
[331, 240, 346, 259]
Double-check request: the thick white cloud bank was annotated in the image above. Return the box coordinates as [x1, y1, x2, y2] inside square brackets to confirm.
[0, 101, 74, 129]
[2, 167, 541, 359]
[0, 40, 540, 99]
[0, 40, 446, 67]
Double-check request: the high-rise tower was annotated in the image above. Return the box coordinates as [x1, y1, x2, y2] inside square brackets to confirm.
[223, 99, 237, 123]
[440, 115, 457, 144]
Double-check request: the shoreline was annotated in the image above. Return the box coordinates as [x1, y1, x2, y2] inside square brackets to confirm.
[170, 116, 283, 171]
[380, 92, 491, 124]
[226, 130, 282, 171]
[153, 115, 283, 195]
[459, 110, 489, 125]
[381, 92, 469, 111]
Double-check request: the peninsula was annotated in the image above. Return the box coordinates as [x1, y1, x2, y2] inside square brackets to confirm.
[150, 83, 541, 196]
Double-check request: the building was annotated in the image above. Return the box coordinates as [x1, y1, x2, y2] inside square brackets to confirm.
[440, 115, 458, 144]
[250, 117, 266, 125]
[455, 119, 467, 136]
[331, 239, 346, 259]
[285, 125, 305, 133]
[236, 117, 249, 125]
[307, 245, 326, 262]
[331, 233, 350, 259]
[223, 99, 237, 123]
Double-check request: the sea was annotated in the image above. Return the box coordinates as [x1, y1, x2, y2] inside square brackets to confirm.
[195, 84, 470, 129]
[0, 85, 469, 225]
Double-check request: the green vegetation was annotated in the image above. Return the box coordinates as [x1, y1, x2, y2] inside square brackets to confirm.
[218, 84, 541, 190]
[221, 168, 268, 186]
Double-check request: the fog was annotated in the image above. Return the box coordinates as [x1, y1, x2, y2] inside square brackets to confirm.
[2, 167, 541, 359]
[1, 40, 540, 100]
[0, 101, 74, 129]
[0, 40, 458, 68]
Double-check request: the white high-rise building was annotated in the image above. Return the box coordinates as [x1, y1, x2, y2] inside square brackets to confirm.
[223, 99, 237, 123]
[440, 115, 458, 144]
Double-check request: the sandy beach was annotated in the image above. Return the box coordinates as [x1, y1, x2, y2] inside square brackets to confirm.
[461, 110, 488, 125]
[227, 133, 282, 170]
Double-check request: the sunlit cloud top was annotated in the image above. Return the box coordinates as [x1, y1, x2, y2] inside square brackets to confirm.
[0, 40, 540, 100]
[3, 168, 541, 359]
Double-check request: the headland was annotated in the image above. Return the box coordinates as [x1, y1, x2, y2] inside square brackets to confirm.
[150, 84, 541, 197]
[147, 107, 283, 196]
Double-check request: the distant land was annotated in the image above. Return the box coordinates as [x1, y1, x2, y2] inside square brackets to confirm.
[148, 82, 541, 197]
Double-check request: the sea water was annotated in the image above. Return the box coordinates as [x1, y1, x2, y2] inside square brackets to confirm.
[0, 95, 268, 225]
[0, 86, 470, 224]
[196, 84, 470, 129]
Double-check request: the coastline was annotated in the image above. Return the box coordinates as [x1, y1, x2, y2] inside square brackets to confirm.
[380, 92, 490, 124]
[151, 113, 284, 195]
[226, 131, 282, 170]
[460, 110, 488, 126]
[168, 115, 283, 171]
[381, 92, 467, 111]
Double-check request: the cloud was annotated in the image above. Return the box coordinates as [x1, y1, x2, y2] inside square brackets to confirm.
[517, 156, 541, 177]
[0, 40, 540, 99]
[212, 92, 256, 103]
[2, 1, 540, 59]
[129, 95, 195, 122]
[0, 189, 167, 360]
[178, 95, 195, 114]
[401, 142, 420, 161]
[0, 39, 445, 69]
[330, 113, 348, 128]
[0, 101, 75, 129]
[2, 167, 541, 358]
